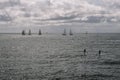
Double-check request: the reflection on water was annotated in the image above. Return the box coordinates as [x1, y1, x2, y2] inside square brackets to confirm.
[0, 33, 120, 80]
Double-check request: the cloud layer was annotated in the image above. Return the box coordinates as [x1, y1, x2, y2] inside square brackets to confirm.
[0, 0, 120, 25]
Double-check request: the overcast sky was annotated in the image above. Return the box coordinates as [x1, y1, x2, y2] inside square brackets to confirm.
[0, 0, 120, 33]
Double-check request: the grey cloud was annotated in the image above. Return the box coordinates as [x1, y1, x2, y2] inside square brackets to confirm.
[0, 15, 12, 21]
[0, 0, 120, 24]
[0, 0, 20, 9]
[45, 13, 78, 21]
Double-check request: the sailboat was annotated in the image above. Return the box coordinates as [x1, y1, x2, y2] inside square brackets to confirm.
[28, 29, 31, 35]
[62, 29, 66, 36]
[22, 30, 25, 35]
[85, 31, 88, 35]
[69, 29, 73, 35]
[38, 29, 42, 35]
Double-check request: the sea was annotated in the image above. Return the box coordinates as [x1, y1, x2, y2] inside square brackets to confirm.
[0, 33, 120, 80]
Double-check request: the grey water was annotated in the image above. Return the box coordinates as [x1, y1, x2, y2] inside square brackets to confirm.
[0, 33, 120, 80]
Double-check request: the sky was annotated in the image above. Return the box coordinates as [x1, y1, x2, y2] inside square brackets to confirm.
[0, 0, 120, 33]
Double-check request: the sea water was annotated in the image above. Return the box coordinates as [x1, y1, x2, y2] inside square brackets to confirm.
[0, 33, 120, 80]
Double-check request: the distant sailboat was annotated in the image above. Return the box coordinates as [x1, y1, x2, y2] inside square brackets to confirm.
[85, 31, 88, 35]
[28, 29, 31, 35]
[22, 30, 25, 35]
[69, 29, 73, 35]
[62, 29, 66, 36]
[38, 29, 42, 35]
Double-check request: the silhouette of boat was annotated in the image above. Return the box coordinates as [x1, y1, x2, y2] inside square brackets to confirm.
[69, 29, 73, 35]
[38, 29, 42, 35]
[28, 29, 31, 35]
[86, 31, 88, 34]
[22, 30, 25, 35]
[62, 29, 66, 36]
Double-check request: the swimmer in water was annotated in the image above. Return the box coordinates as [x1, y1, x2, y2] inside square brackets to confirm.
[83, 49, 87, 56]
